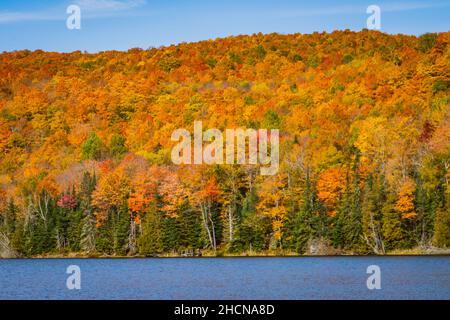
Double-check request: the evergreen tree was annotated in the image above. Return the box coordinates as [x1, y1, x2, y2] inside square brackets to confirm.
[81, 211, 96, 253]
[138, 204, 163, 255]
[433, 207, 450, 247]
[233, 187, 271, 252]
[234, 212, 271, 253]
[95, 212, 114, 255]
[79, 172, 97, 253]
[109, 133, 128, 158]
[163, 216, 181, 253]
[178, 202, 202, 251]
[381, 194, 405, 251]
[362, 173, 385, 254]
[295, 169, 322, 253]
[413, 171, 434, 246]
[81, 132, 104, 160]
[112, 207, 131, 255]
[4, 198, 17, 236]
[334, 155, 364, 252]
[295, 205, 314, 253]
[433, 188, 450, 247]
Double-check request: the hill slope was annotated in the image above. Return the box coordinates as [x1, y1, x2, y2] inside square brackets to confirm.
[0, 30, 449, 256]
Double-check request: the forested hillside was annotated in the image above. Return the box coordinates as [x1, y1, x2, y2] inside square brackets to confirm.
[0, 30, 449, 257]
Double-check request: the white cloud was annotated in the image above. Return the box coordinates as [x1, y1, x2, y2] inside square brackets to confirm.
[249, 1, 450, 19]
[0, 11, 58, 23]
[0, 0, 146, 23]
[75, 0, 146, 12]
[382, 1, 450, 12]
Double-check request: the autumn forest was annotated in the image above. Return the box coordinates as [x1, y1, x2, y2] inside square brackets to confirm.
[0, 30, 449, 257]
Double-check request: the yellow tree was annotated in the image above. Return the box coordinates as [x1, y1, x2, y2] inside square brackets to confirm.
[395, 178, 417, 219]
[92, 168, 131, 226]
[257, 174, 288, 248]
[317, 167, 346, 217]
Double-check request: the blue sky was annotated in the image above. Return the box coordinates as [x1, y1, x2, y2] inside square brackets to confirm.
[0, 0, 449, 52]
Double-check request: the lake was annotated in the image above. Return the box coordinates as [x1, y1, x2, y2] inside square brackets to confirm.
[0, 256, 449, 300]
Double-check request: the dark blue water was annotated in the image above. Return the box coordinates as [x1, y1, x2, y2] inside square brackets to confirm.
[0, 257, 448, 299]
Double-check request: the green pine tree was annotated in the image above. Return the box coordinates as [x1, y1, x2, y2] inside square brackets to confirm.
[381, 195, 405, 251]
[138, 204, 163, 255]
[81, 211, 96, 253]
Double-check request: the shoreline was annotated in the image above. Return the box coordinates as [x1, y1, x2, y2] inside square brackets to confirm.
[3, 248, 450, 259]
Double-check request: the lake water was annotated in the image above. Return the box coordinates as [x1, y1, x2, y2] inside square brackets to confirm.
[0, 256, 449, 300]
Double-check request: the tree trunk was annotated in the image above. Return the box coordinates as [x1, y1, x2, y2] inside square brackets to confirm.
[228, 206, 234, 243]
[200, 202, 214, 251]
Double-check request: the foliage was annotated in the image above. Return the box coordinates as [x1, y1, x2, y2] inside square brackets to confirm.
[0, 30, 448, 256]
